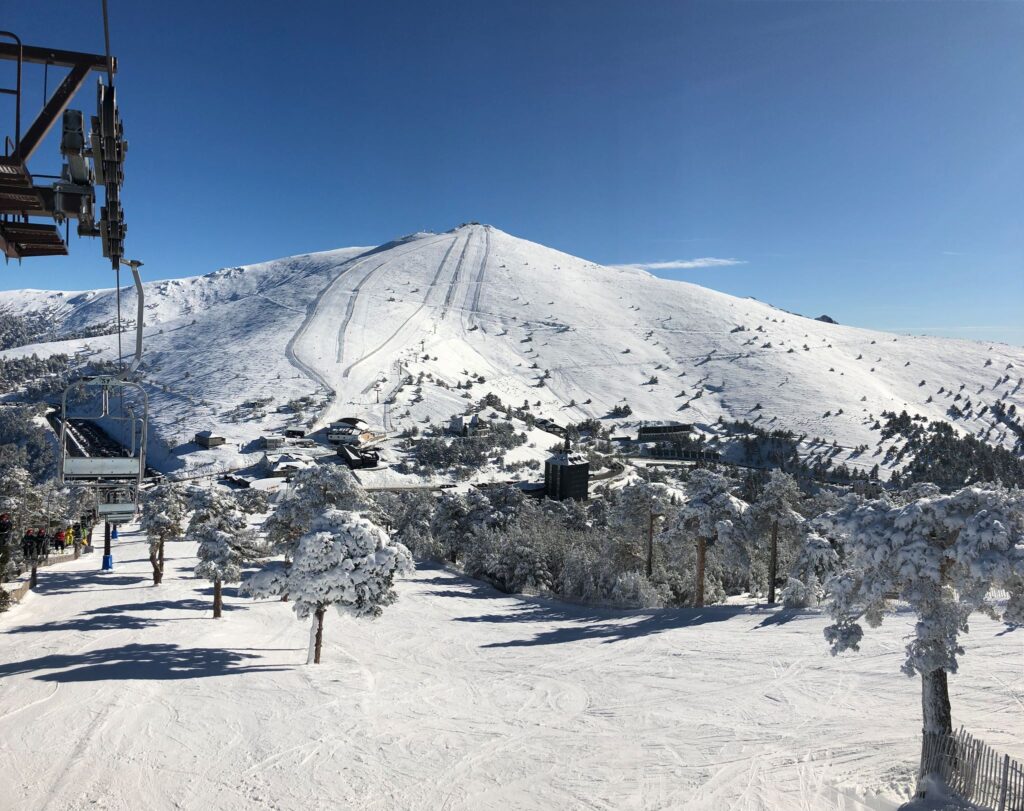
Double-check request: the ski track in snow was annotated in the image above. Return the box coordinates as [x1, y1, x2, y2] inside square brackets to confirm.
[1, 530, 1022, 811]
[440, 229, 474, 321]
[341, 234, 462, 381]
[285, 256, 372, 396]
[466, 224, 491, 330]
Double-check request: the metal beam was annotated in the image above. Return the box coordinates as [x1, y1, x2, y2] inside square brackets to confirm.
[10, 62, 91, 163]
[0, 42, 113, 72]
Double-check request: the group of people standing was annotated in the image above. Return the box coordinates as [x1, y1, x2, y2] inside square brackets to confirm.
[14, 521, 91, 561]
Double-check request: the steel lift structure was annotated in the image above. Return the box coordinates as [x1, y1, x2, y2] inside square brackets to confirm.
[0, 34, 125, 265]
[2, 8, 146, 567]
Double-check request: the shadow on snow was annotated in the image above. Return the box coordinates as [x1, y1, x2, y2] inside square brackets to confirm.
[458, 601, 751, 647]
[0, 643, 288, 681]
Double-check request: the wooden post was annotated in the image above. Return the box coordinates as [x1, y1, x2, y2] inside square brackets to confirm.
[997, 753, 1010, 811]
[213, 579, 222, 618]
[695, 536, 706, 607]
[313, 607, 325, 664]
[30, 562, 38, 590]
[767, 519, 779, 605]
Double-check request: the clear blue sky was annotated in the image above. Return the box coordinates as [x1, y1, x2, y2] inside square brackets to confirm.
[4, 1, 1022, 344]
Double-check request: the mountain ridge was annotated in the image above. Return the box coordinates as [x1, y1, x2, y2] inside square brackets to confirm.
[1, 223, 1022, 478]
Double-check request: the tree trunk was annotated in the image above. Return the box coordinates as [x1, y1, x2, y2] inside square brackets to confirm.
[921, 668, 952, 736]
[694, 536, 706, 607]
[30, 564, 38, 590]
[767, 519, 779, 605]
[646, 512, 655, 578]
[313, 607, 326, 665]
[150, 534, 163, 586]
[149, 547, 161, 585]
[306, 612, 318, 664]
[213, 579, 223, 618]
[158, 540, 165, 576]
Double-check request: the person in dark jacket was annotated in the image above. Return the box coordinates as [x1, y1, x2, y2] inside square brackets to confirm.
[34, 530, 47, 560]
[22, 528, 34, 559]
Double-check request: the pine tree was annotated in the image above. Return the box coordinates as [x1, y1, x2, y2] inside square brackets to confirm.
[745, 470, 805, 604]
[188, 487, 256, 618]
[264, 465, 377, 559]
[609, 481, 675, 578]
[663, 470, 747, 606]
[429, 490, 492, 564]
[194, 526, 243, 618]
[779, 530, 838, 608]
[818, 484, 1024, 785]
[245, 510, 413, 664]
[140, 483, 188, 585]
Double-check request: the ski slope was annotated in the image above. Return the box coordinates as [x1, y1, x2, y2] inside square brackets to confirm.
[1, 223, 1022, 477]
[1, 531, 1021, 810]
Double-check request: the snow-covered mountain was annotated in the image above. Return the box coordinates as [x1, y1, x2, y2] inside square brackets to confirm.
[2, 223, 1022, 476]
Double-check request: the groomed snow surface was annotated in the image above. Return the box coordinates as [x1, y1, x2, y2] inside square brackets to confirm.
[2, 530, 1021, 811]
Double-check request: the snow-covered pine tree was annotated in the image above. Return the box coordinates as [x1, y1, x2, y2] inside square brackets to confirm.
[140, 482, 188, 585]
[778, 530, 838, 608]
[264, 465, 377, 559]
[609, 481, 675, 578]
[376, 490, 437, 558]
[188, 486, 256, 618]
[817, 484, 1024, 780]
[429, 490, 492, 565]
[194, 525, 243, 618]
[0, 464, 34, 562]
[664, 469, 747, 606]
[745, 470, 805, 604]
[245, 509, 413, 664]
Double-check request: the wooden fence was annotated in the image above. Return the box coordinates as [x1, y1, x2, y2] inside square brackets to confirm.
[919, 726, 1024, 810]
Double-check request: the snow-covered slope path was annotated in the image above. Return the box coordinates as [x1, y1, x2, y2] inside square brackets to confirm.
[1, 533, 1021, 811]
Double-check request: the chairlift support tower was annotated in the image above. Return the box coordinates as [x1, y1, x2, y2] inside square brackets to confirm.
[1, 16, 147, 570]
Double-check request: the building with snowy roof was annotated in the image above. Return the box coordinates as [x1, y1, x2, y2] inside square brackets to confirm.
[636, 423, 694, 442]
[194, 431, 226, 448]
[544, 439, 590, 501]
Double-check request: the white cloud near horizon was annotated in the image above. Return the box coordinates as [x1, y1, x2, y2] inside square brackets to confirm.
[617, 257, 747, 271]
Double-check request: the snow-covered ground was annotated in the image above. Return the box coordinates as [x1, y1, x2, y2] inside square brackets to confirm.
[2, 531, 1021, 811]
[2, 224, 1022, 479]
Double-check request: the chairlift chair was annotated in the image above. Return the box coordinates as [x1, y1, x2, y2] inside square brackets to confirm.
[58, 259, 148, 505]
[96, 499, 136, 525]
